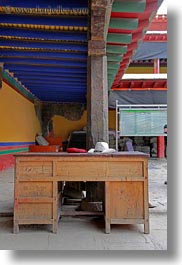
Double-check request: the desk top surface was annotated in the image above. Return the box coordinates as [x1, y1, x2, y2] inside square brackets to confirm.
[14, 151, 149, 158]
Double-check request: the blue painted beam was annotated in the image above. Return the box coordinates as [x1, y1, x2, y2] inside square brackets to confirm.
[40, 98, 85, 103]
[0, 50, 87, 60]
[13, 72, 87, 78]
[30, 91, 86, 98]
[27, 91, 86, 97]
[25, 82, 86, 87]
[36, 96, 85, 103]
[17, 76, 86, 82]
[0, 0, 88, 8]
[20, 81, 87, 85]
[0, 39, 87, 52]
[22, 82, 86, 87]
[0, 28, 87, 42]
[0, 14, 88, 27]
[4, 64, 87, 73]
[0, 58, 87, 67]
[27, 90, 86, 95]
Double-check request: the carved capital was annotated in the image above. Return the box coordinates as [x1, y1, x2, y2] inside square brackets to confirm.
[90, 0, 113, 41]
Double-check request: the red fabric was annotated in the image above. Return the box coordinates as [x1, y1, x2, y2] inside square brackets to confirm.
[66, 147, 87, 153]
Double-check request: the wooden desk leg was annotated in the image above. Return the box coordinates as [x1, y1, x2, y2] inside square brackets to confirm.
[52, 219, 57, 234]
[144, 219, 150, 234]
[144, 160, 150, 234]
[52, 180, 58, 233]
[13, 221, 19, 234]
[105, 218, 111, 234]
[105, 181, 111, 234]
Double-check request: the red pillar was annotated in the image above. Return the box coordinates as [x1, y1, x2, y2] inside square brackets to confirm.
[154, 59, 165, 158]
[157, 136, 165, 158]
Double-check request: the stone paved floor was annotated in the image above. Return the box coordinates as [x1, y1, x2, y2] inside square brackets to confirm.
[0, 158, 167, 250]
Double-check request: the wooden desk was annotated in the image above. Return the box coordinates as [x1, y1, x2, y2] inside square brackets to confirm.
[13, 152, 149, 234]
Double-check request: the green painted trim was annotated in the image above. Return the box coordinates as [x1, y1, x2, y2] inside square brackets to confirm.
[107, 55, 123, 62]
[108, 62, 120, 70]
[108, 79, 114, 90]
[108, 74, 115, 80]
[106, 45, 127, 54]
[0, 148, 29, 155]
[2, 71, 36, 102]
[108, 69, 118, 75]
[109, 18, 138, 30]
[107, 33, 132, 44]
[112, 1, 146, 13]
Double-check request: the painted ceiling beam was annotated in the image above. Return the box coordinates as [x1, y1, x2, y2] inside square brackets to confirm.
[21, 80, 86, 85]
[39, 98, 85, 103]
[30, 91, 86, 97]
[112, 0, 146, 13]
[25, 87, 86, 92]
[109, 18, 138, 30]
[13, 72, 86, 78]
[0, 58, 87, 67]
[29, 90, 86, 95]
[0, 0, 88, 9]
[107, 33, 132, 44]
[35, 95, 85, 101]
[107, 55, 123, 62]
[0, 51, 87, 60]
[0, 28, 87, 42]
[106, 45, 127, 54]
[0, 14, 88, 27]
[16, 76, 86, 82]
[111, 0, 160, 19]
[107, 62, 120, 69]
[19, 81, 87, 86]
[0, 40, 87, 52]
[108, 19, 149, 34]
[27, 87, 86, 92]
[107, 68, 119, 75]
[23, 89, 86, 95]
[4, 64, 87, 74]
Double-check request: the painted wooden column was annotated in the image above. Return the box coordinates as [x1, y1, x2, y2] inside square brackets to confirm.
[86, 0, 113, 149]
[83, 1, 113, 207]
[154, 58, 165, 158]
[87, 44, 109, 148]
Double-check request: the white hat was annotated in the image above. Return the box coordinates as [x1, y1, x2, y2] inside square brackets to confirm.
[88, 142, 116, 153]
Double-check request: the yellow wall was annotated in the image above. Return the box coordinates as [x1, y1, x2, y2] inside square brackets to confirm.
[126, 66, 167, 74]
[53, 111, 87, 141]
[0, 81, 41, 142]
[53, 110, 116, 141]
